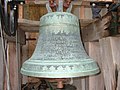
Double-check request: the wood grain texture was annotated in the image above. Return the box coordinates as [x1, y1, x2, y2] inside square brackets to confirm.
[88, 41, 105, 90]
[21, 40, 29, 84]
[81, 14, 111, 42]
[99, 37, 117, 90]
[23, 4, 47, 21]
[117, 71, 120, 90]
[21, 32, 39, 84]
[9, 43, 20, 90]
[18, 5, 24, 19]
[0, 39, 4, 90]
[107, 37, 120, 90]
[73, 78, 82, 90]
[18, 19, 94, 32]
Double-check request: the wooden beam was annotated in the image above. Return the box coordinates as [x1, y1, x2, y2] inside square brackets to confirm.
[9, 42, 22, 90]
[34, 1, 113, 7]
[18, 19, 39, 32]
[18, 18, 94, 32]
[87, 41, 105, 90]
[3, 30, 26, 45]
[80, 19, 94, 28]
[81, 13, 111, 42]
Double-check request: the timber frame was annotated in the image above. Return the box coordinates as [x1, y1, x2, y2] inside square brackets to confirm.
[2, 0, 120, 90]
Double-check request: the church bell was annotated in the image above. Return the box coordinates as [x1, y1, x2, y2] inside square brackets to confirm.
[21, 0, 100, 78]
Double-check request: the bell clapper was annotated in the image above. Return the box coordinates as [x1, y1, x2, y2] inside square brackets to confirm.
[56, 79, 64, 88]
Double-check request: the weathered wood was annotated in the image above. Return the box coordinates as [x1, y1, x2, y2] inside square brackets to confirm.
[109, 37, 120, 70]
[83, 43, 90, 90]
[18, 5, 24, 19]
[81, 78, 86, 90]
[23, 4, 47, 21]
[107, 37, 120, 90]
[88, 41, 105, 90]
[0, 39, 4, 90]
[81, 14, 111, 42]
[17, 29, 26, 45]
[73, 78, 82, 90]
[18, 19, 94, 32]
[99, 37, 117, 90]
[80, 6, 85, 19]
[21, 32, 39, 84]
[34, 1, 87, 6]
[21, 1, 112, 20]
[18, 19, 39, 32]
[21, 40, 29, 84]
[28, 33, 38, 57]
[117, 71, 120, 90]
[34, 0, 113, 7]
[3, 30, 26, 45]
[8, 42, 21, 90]
[16, 42, 22, 90]
[80, 19, 94, 28]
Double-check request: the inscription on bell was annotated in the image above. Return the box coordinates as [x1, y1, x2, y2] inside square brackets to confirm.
[38, 28, 88, 61]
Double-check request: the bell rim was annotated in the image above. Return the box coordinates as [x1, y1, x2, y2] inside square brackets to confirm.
[21, 68, 100, 78]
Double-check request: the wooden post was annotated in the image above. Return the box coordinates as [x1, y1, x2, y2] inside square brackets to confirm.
[8, 42, 21, 90]
[21, 41, 29, 84]
[80, 6, 85, 19]
[73, 78, 82, 90]
[99, 37, 117, 90]
[18, 5, 24, 19]
[117, 71, 120, 90]
[105, 37, 120, 90]
[0, 39, 4, 90]
[88, 41, 105, 90]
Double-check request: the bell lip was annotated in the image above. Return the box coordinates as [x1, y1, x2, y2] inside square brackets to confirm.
[20, 68, 100, 78]
[21, 58, 97, 63]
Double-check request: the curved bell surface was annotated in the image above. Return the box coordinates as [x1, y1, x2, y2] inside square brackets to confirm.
[21, 12, 100, 78]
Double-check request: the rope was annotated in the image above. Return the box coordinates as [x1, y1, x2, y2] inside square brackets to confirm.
[0, 15, 10, 90]
[0, 0, 11, 89]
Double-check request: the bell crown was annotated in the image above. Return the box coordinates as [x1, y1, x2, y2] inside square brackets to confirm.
[46, 0, 72, 13]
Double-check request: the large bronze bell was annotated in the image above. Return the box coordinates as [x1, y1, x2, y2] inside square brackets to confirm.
[21, 0, 100, 78]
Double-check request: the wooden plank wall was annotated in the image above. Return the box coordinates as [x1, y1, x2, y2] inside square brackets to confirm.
[8, 42, 22, 90]
[81, 36, 120, 90]
[87, 41, 105, 90]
